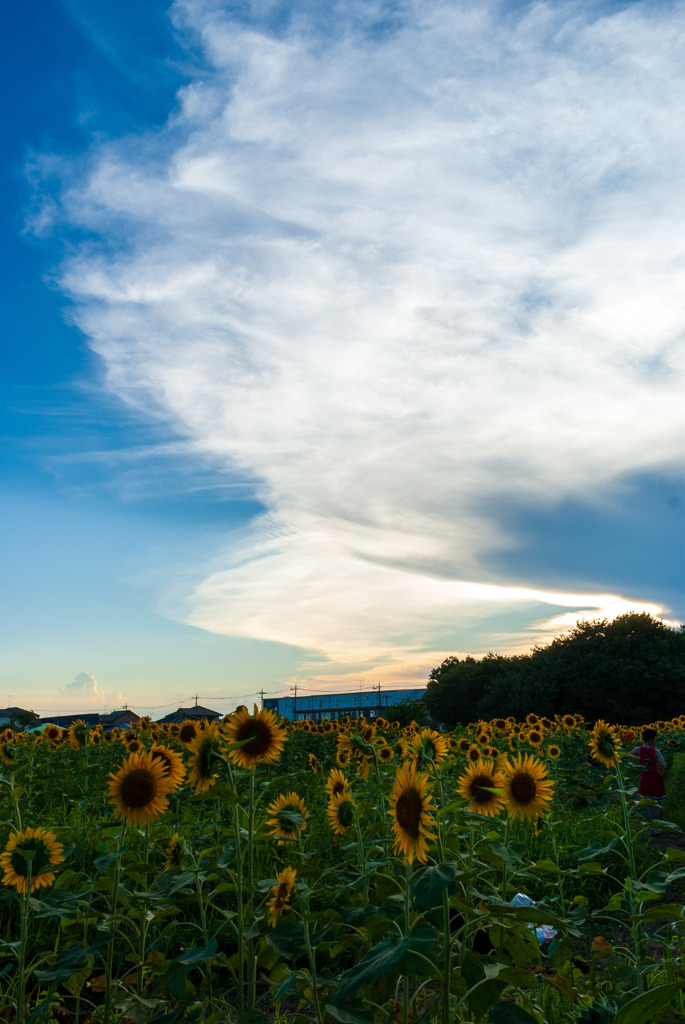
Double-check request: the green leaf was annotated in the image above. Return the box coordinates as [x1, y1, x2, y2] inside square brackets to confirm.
[410, 862, 457, 910]
[266, 921, 305, 958]
[489, 1002, 540, 1023]
[94, 845, 129, 872]
[332, 921, 437, 1003]
[485, 841, 527, 867]
[577, 839, 619, 862]
[614, 981, 685, 1024]
[326, 1001, 375, 1024]
[636, 904, 685, 921]
[461, 951, 506, 1019]
[237, 1013, 271, 1024]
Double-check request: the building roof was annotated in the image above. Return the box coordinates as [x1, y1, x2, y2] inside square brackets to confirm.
[99, 709, 141, 726]
[156, 705, 220, 724]
[39, 713, 102, 728]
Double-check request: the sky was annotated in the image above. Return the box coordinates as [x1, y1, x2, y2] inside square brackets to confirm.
[2, 0, 684, 718]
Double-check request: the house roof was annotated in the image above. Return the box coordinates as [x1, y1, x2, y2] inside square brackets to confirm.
[99, 710, 141, 725]
[156, 705, 220, 724]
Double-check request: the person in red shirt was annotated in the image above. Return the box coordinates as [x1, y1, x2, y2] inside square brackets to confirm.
[627, 727, 667, 834]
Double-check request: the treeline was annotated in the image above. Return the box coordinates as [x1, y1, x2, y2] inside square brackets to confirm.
[423, 612, 685, 727]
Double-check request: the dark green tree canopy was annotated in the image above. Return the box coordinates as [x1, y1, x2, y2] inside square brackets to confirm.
[423, 612, 685, 728]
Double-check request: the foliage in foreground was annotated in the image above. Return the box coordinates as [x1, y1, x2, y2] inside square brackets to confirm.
[1, 708, 685, 1023]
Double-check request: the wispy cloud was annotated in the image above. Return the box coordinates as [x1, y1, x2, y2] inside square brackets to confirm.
[41, 0, 685, 679]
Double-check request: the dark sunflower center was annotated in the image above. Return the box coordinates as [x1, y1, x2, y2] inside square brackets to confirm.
[179, 724, 197, 743]
[237, 720, 272, 755]
[120, 768, 157, 808]
[395, 787, 422, 838]
[470, 774, 495, 803]
[332, 781, 345, 796]
[154, 752, 172, 773]
[10, 839, 52, 878]
[337, 799, 355, 827]
[510, 773, 537, 804]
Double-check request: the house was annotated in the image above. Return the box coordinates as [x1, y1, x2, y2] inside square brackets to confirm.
[99, 709, 141, 731]
[0, 707, 38, 728]
[263, 688, 426, 723]
[39, 713, 101, 729]
[156, 705, 221, 725]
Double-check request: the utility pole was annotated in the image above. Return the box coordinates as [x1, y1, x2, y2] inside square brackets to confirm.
[259, 688, 265, 709]
[293, 683, 297, 721]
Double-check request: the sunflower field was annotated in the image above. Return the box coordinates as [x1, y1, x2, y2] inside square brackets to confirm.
[2, 710, 685, 1024]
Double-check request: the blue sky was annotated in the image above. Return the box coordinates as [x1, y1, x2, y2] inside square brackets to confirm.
[2, 0, 684, 717]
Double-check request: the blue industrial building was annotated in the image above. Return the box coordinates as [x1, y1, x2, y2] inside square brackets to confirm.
[263, 687, 425, 722]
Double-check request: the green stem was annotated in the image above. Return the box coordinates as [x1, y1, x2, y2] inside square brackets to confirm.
[104, 819, 128, 1024]
[225, 758, 245, 1014]
[247, 771, 256, 1010]
[442, 887, 451, 1024]
[614, 756, 645, 993]
[303, 895, 324, 1024]
[137, 822, 150, 995]
[403, 859, 411, 1024]
[17, 863, 32, 1024]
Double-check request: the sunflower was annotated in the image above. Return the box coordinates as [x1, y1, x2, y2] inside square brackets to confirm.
[307, 753, 319, 774]
[187, 723, 224, 794]
[502, 754, 554, 821]
[266, 866, 297, 927]
[378, 745, 394, 763]
[525, 713, 540, 727]
[560, 714, 576, 733]
[547, 744, 561, 760]
[164, 833, 183, 871]
[150, 744, 187, 790]
[457, 759, 506, 817]
[266, 793, 309, 842]
[1, 827, 65, 894]
[0, 744, 15, 767]
[491, 718, 507, 733]
[589, 720, 621, 769]
[466, 743, 481, 765]
[67, 720, 89, 748]
[89, 730, 103, 746]
[177, 720, 203, 747]
[526, 729, 543, 748]
[621, 729, 636, 745]
[327, 792, 356, 836]
[44, 725, 63, 745]
[108, 750, 175, 825]
[125, 738, 144, 754]
[325, 768, 350, 800]
[387, 761, 438, 865]
[223, 705, 288, 770]
[456, 737, 471, 754]
[411, 729, 449, 767]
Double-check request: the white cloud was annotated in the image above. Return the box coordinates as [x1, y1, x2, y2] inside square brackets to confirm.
[46, 0, 685, 677]
[62, 671, 106, 704]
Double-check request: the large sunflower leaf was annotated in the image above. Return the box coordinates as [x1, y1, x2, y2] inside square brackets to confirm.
[614, 980, 685, 1024]
[331, 921, 437, 1002]
[410, 861, 457, 910]
[488, 1002, 540, 1023]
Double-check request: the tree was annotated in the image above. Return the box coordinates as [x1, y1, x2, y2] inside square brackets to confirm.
[424, 613, 685, 725]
